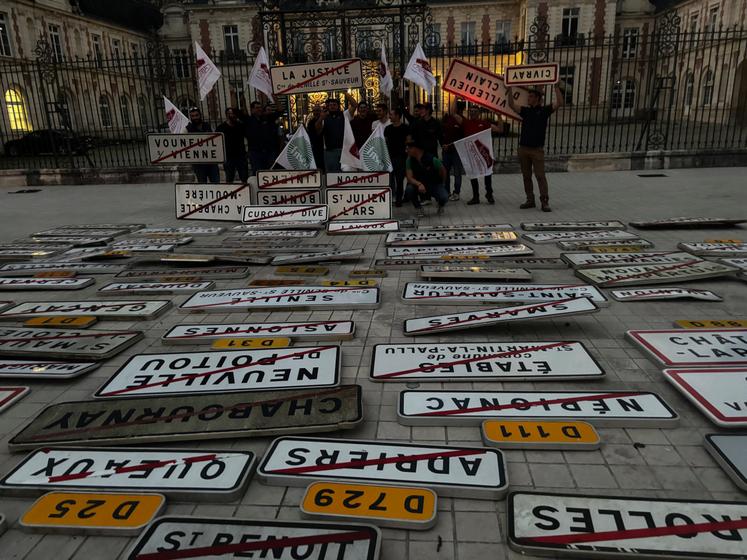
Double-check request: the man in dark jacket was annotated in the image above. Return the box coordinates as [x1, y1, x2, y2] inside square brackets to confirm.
[216, 107, 248, 183]
[246, 101, 283, 175]
[410, 102, 442, 157]
[404, 137, 448, 218]
[384, 107, 410, 206]
[187, 107, 220, 183]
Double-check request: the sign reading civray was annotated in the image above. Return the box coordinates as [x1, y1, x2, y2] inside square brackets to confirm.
[271, 58, 363, 95]
[504, 62, 559, 86]
[257, 170, 322, 189]
[147, 133, 225, 164]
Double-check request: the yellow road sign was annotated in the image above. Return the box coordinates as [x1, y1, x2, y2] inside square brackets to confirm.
[349, 269, 387, 278]
[250, 279, 307, 286]
[33, 271, 77, 278]
[21, 491, 165, 535]
[482, 420, 600, 449]
[321, 280, 378, 287]
[674, 319, 747, 329]
[275, 266, 329, 276]
[301, 482, 437, 530]
[211, 337, 291, 349]
[24, 316, 98, 329]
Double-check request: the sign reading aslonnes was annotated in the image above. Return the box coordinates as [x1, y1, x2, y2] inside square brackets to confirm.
[147, 133, 225, 164]
[270, 58, 364, 95]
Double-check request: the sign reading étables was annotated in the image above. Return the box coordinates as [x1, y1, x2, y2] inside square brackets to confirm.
[627, 329, 747, 367]
[0, 277, 93, 290]
[0, 328, 142, 361]
[256, 189, 322, 206]
[523, 230, 640, 244]
[94, 345, 341, 398]
[663, 368, 747, 427]
[482, 420, 600, 450]
[327, 187, 391, 221]
[258, 436, 508, 499]
[163, 320, 355, 344]
[508, 491, 747, 559]
[386, 231, 518, 245]
[704, 434, 747, 491]
[326, 171, 390, 188]
[0, 301, 171, 321]
[175, 183, 250, 222]
[0, 447, 255, 501]
[270, 58, 363, 95]
[504, 62, 559, 86]
[398, 390, 678, 426]
[612, 288, 723, 302]
[148, 133, 225, 164]
[242, 204, 328, 224]
[98, 281, 214, 295]
[257, 170, 322, 189]
[402, 282, 607, 305]
[0, 359, 99, 379]
[0, 386, 29, 413]
[327, 220, 400, 234]
[575, 260, 737, 287]
[370, 342, 603, 382]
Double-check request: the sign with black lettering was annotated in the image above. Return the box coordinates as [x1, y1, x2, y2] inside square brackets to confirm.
[256, 189, 323, 206]
[0, 447, 255, 501]
[0, 277, 94, 290]
[704, 434, 747, 491]
[376, 257, 566, 269]
[504, 62, 559, 86]
[678, 242, 747, 256]
[135, 226, 224, 236]
[327, 188, 391, 221]
[230, 229, 319, 239]
[257, 170, 322, 189]
[627, 329, 747, 367]
[576, 260, 738, 287]
[402, 282, 607, 305]
[233, 221, 324, 231]
[30, 236, 113, 247]
[387, 244, 533, 259]
[148, 133, 225, 164]
[630, 216, 747, 229]
[98, 281, 214, 295]
[327, 220, 400, 234]
[523, 230, 641, 244]
[0, 385, 29, 413]
[664, 368, 747, 427]
[0, 328, 142, 361]
[242, 204, 329, 224]
[558, 239, 655, 251]
[326, 172, 390, 188]
[175, 183, 250, 222]
[508, 491, 747, 559]
[612, 288, 722, 302]
[419, 265, 532, 281]
[386, 231, 518, 245]
[418, 223, 513, 231]
[0, 248, 62, 261]
[94, 346, 341, 398]
[10, 385, 363, 450]
[270, 249, 364, 265]
[271, 58, 364, 95]
[125, 517, 380, 560]
[116, 266, 249, 281]
[163, 320, 355, 344]
[398, 390, 678, 426]
[370, 342, 603, 382]
[34, 228, 129, 238]
[0, 359, 99, 379]
[258, 436, 507, 499]
[720, 257, 747, 271]
[0, 262, 127, 276]
[482, 420, 600, 450]
[0, 300, 171, 321]
[562, 251, 700, 269]
[521, 220, 626, 231]
[675, 320, 747, 328]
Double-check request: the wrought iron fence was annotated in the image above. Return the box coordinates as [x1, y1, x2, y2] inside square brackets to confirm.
[1, 24, 746, 170]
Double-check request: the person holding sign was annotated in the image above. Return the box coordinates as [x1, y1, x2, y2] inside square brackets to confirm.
[186, 108, 220, 183]
[453, 106, 503, 205]
[404, 137, 448, 218]
[507, 85, 564, 212]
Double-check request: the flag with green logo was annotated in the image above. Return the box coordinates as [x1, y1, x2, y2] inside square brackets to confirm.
[274, 125, 317, 170]
[359, 123, 393, 172]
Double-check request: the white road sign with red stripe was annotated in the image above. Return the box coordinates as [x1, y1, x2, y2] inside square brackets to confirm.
[270, 59, 363, 95]
[576, 260, 737, 287]
[386, 244, 533, 259]
[664, 368, 747, 427]
[523, 230, 640, 244]
[256, 170, 322, 189]
[326, 172, 390, 188]
[327, 220, 400, 234]
[627, 329, 747, 367]
[148, 133, 225, 164]
[611, 288, 722, 302]
[242, 205, 329, 224]
[327, 188, 391, 221]
[402, 282, 607, 305]
[175, 183, 250, 222]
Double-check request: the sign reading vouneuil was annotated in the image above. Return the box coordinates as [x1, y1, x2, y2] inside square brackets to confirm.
[627, 329, 747, 367]
[663, 368, 747, 427]
[148, 133, 225, 164]
[504, 63, 560, 86]
[175, 183, 251, 222]
[271, 58, 363, 95]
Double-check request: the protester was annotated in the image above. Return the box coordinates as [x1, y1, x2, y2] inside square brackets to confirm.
[246, 100, 282, 175]
[384, 107, 410, 207]
[315, 97, 346, 172]
[186, 107, 220, 183]
[348, 99, 377, 148]
[410, 102, 442, 156]
[404, 136, 448, 218]
[508, 84, 564, 212]
[216, 107, 248, 183]
[305, 104, 325, 171]
[441, 100, 465, 201]
[372, 102, 391, 132]
[455, 106, 503, 205]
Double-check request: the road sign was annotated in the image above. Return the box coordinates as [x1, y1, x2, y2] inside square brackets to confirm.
[523, 230, 640, 244]
[0, 262, 127, 276]
[98, 281, 214, 295]
[386, 244, 534, 259]
[508, 491, 747, 559]
[0, 327, 142, 361]
[163, 321, 354, 344]
[404, 297, 599, 336]
[398, 390, 678, 427]
[327, 220, 400, 234]
[0, 277, 94, 290]
[386, 231, 518, 245]
[20, 491, 165, 535]
[442, 58, 528, 120]
[0, 386, 29, 413]
[504, 62, 559, 86]
[678, 242, 747, 256]
[34, 228, 129, 238]
[349, 269, 387, 278]
[321, 280, 377, 287]
[34, 271, 77, 278]
[271, 58, 364, 95]
[243, 204, 328, 224]
[148, 133, 225, 164]
[704, 434, 747, 491]
[301, 482, 437, 530]
[135, 226, 224, 236]
[211, 337, 290, 349]
[55, 223, 145, 231]
[630, 216, 747, 228]
[257, 170, 322, 189]
[612, 288, 722, 302]
[116, 266, 250, 281]
[30, 236, 113, 246]
[327, 187, 391, 221]
[271, 249, 364, 265]
[326, 171, 390, 188]
[0, 359, 99, 380]
[94, 345, 341, 398]
[25, 316, 97, 329]
[558, 239, 655, 251]
[106, 243, 175, 253]
[0, 300, 171, 320]
[561, 251, 700, 269]
[0, 248, 62, 261]
[575, 260, 737, 287]
[175, 183, 250, 222]
[256, 188, 323, 206]
[627, 329, 747, 367]
[230, 230, 319, 239]
[125, 517, 381, 560]
[482, 420, 600, 450]
[418, 223, 513, 231]
[10, 385, 362, 450]
[0, 447, 255, 501]
[258, 436, 507, 499]
[521, 220, 626, 231]
[233, 220, 324, 231]
[675, 320, 747, 328]
[402, 282, 607, 305]
[419, 265, 532, 281]
[720, 258, 747, 271]
[663, 368, 747, 427]
[382, 257, 564, 270]
[180, 286, 379, 312]
[276, 266, 330, 276]
[370, 342, 603, 382]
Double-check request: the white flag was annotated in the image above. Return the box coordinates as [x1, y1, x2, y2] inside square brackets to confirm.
[163, 96, 189, 134]
[195, 42, 221, 101]
[273, 125, 317, 170]
[379, 46, 393, 98]
[340, 113, 361, 170]
[248, 46, 274, 102]
[359, 123, 393, 172]
[454, 128, 495, 179]
[403, 42, 436, 91]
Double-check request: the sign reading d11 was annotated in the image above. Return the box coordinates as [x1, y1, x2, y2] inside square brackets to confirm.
[627, 329, 747, 367]
[504, 62, 559, 86]
[148, 133, 225, 164]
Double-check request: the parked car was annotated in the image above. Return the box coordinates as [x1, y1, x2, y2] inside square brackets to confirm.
[4, 129, 93, 157]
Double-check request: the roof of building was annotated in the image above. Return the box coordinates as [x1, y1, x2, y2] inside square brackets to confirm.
[652, 0, 686, 12]
[76, 0, 163, 32]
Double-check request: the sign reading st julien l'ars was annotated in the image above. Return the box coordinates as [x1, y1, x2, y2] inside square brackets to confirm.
[627, 329, 747, 367]
[94, 345, 341, 398]
[575, 260, 738, 287]
[327, 188, 392, 221]
[147, 133, 225, 164]
[175, 183, 250, 222]
[561, 251, 700, 269]
[630, 216, 747, 229]
[419, 265, 532, 281]
[0, 328, 143, 361]
[369, 342, 603, 382]
[386, 231, 518, 246]
[386, 244, 534, 259]
[678, 242, 747, 256]
[398, 390, 678, 427]
[611, 287, 722, 302]
[125, 517, 380, 560]
[0, 359, 99, 380]
[257, 170, 322, 189]
[270, 58, 364, 95]
[508, 491, 747, 559]
[327, 220, 400, 234]
[0, 277, 94, 290]
[0, 262, 128, 276]
[402, 282, 608, 305]
[163, 320, 355, 344]
[243, 205, 329, 224]
[180, 286, 380, 312]
[9, 385, 363, 450]
[326, 171, 390, 188]
[0, 301, 171, 321]
[258, 436, 508, 499]
[705, 433, 747, 491]
[116, 266, 250, 280]
[0, 447, 255, 501]
[664, 368, 747, 428]
[523, 230, 641, 244]
[521, 220, 626, 231]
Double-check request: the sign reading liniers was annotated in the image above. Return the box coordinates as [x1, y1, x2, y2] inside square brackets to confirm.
[148, 133, 225, 164]
[125, 518, 381, 560]
[257, 170, 322, 189]
[663, 368, 747, 427]
[94, 346, 341, 398]
[326, 187, 392, 221]
[163, 320, 355, 344]
[175, 183, 251, 222]
[0, 300, 171, 321]
[258, 436, 508, 499]
[0, 328, 142, 361]
[504, 62, 559, 86]
[626, 329, 747, 367]
[270, 58, 364, 95]
[326, 172, 390, 188]
[242, 204, 329, 224]
[369, 342, 603, 382]
[0, 447, 255, 501]
[508, 491, 747, 559]
[402, 282, 608, 305]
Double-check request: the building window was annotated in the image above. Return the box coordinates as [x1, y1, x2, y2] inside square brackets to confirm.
[223, 25, 240, 55]
[559, 65, 575, 105]
[56, 91, 71, 129]
[702, 69, 714, 105]
[173, 48, 191, 78]
[48, 24, 64, 62]
[5, 87, 32, 131]
[689, 12, 698, 34]
[684, 72, 694, 106]
[91, 35, 103, 68]
[131, 43, 140, 61]
[119, 95, 131, 126]
[705, 5, 719, 34]
[99, 95, 113, 127]
[460, 21, 477, 54]
[612, 79, 636, 109]
[111, 38, 121, 62]
[496, 20, 512, 43]
[719, 63, 729, 102]
[137, 95, 148, 125]
[562, 8, 580, 38]
[0, 12, 12, 57]
[622, 28, 638, 59]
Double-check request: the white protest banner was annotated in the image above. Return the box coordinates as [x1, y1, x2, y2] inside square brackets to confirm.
[664, 367, 747, 427]
[404, 43, 436, 91]
[163, 96, 189, 134]
[248, 45, 274, 101]
[402, 282, 607, 305]
[627, 328, 747, 367]
[242, 204, 328, 224]
[274, 125, 317, 170]
[271, 59, 363, 96]
[327, 188, 391, 221]
[148, 134, 225, 165]
[340, 113, 360, 170]
[195, 42, 221, 100]
[257, 170, 322, 189]
[326, 172, 390, 188]
[454, 129, 494, 178]
[504, 62, 559, 86]
[379, 45, 393, 97]
[163, 320, 355, 344]
[358, 124, 393, 172]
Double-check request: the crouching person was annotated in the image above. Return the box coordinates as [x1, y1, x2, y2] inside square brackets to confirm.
[404, 138, 448, 218]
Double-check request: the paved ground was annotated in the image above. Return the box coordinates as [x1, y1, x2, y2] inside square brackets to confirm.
[0, 166, 745, 559]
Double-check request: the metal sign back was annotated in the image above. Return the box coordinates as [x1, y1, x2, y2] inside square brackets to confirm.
[148, 133, 225, 164]
[627, 329, 747, 367]
[704, 434, 747, 491]
[630, 216, 747, 228]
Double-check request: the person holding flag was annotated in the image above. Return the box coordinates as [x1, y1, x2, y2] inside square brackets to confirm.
[379, 45, 393, 99]
[248, 46, 274, 102]
[452, 106, 503, 205]
[273, 125, 316, 170]
[216, 107, 249, 183]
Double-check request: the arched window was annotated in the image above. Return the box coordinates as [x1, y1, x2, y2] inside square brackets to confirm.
[684, 72, 694, 106]
[5, 87, 33, 131]
[99, 94, 113, 127]
[702, 69, 714, 105]
[119, 95, 131, 126]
